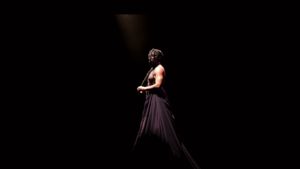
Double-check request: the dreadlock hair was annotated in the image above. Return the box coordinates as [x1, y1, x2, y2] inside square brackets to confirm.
[140, 67, 153, 87]
[137, 67, 153, 95]
[148, 48, 163, 65]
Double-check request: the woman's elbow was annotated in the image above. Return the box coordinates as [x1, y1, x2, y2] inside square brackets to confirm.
[155, 84, 162, 88]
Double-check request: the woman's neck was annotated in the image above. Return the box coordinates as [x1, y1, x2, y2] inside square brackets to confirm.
[154, 62, 161, 67]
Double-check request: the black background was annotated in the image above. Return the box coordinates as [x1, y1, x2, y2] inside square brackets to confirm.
[13, 13, 277, 168]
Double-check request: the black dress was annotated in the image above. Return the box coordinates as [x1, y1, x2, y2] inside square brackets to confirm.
[129, 69, 201, 169]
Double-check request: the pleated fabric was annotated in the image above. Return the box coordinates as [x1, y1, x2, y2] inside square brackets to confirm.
[129, 87, 201, 169]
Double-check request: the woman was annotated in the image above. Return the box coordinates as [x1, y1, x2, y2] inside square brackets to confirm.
[130, 48, 201, 169]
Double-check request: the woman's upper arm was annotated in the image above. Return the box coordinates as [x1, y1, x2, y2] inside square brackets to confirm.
[154, 67, 164, 88]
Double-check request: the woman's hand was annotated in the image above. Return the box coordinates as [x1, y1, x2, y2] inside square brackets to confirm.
[139, 90, 147, 94]
[137, 86, 146, 92]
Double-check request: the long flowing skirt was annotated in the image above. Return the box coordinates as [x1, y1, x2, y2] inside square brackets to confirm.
[129, 87, 201, 169]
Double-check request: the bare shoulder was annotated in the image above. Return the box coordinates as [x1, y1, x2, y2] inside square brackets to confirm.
[154, 65, 165, 74]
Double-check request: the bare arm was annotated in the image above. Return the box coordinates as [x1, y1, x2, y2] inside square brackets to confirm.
[137, 66, 164, 91]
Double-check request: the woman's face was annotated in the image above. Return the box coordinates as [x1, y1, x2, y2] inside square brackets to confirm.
[148, 55, 154, 65]
[148, 51, 160, 67]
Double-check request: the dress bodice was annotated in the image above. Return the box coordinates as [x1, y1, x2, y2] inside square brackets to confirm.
[147, 69, 156, 85]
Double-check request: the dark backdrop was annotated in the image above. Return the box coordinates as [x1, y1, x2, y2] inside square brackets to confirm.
[20, 14, 272, 168]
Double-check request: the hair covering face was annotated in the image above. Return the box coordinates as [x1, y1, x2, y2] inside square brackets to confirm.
[148, 48, 163, 67]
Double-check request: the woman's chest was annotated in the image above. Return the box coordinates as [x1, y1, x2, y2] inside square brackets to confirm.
[148, 70, 155, 84]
